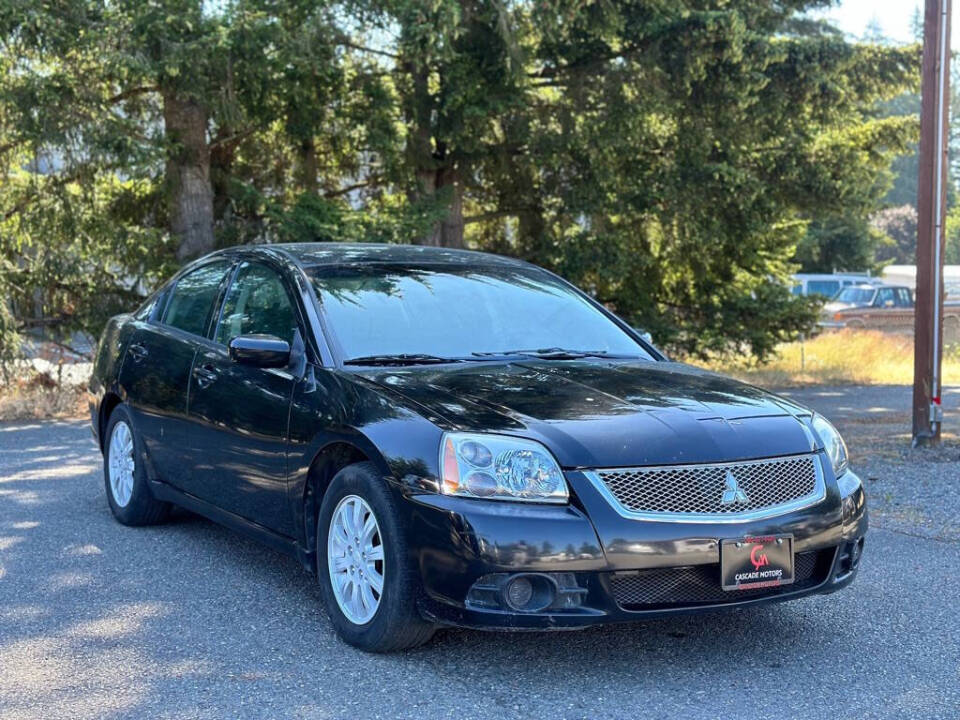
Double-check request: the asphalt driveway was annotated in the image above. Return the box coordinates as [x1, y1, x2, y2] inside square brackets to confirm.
[1, 386, 958, 719]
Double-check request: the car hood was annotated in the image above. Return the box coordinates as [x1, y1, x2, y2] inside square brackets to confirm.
[823, 301, 859, 314]
[354, 360, 817, 468]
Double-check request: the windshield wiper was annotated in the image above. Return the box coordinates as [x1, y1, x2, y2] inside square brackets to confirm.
[343, 353, 464, 366]
[472, 347, 637, 360]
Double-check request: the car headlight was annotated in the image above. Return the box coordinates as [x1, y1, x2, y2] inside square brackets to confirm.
[811, 414, 849, 478]
[439, 433, 569, 503]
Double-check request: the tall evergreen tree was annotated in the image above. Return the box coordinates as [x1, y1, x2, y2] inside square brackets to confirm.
[0, 0, 919, 362]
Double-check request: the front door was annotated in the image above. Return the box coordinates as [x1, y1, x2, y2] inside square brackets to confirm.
[184, 261, 303, 536]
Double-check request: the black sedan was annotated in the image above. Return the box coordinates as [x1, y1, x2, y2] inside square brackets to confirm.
[89, 243, 867, 652]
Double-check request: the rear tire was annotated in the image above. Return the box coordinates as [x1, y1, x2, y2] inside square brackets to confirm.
[103, 404, 170, 526]
[316, 461, 435, 652]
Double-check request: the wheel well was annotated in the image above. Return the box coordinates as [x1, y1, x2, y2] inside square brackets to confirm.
[98, 392, 122, 451]
[302, 442, 370, 568]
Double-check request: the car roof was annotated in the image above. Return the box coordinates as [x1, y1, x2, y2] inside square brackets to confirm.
[234, 242, 528, 270]
[794, 272, 871, 279]
[844, 284, 910, 291]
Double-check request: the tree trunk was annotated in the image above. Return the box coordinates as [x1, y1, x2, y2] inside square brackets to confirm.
[418, 165, 464, 248]
[406, 60, 464, 248]
[210, 126, 236, 222]
[163, 92, 215, 261]
[299, 137, 319, 195]
[437, 166, 464, 248]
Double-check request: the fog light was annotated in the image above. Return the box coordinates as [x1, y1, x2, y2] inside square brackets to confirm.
[505, 576, 534, 609]
[501, 574, 555, 612]
[836, 537, 865, 577]
[466, 572, 586, 613]
[850, 538, 863, 568]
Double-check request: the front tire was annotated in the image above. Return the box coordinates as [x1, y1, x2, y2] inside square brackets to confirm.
[316, 462, 435, 652]
[103, 404, 170, 526]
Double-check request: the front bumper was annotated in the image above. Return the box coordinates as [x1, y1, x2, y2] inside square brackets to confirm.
[406, 467, 867, 630]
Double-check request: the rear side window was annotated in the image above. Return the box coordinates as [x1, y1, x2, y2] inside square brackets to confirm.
[215, 262, 298, 345]
[807, 281, 840, 296]
[162, 261, 232, 337]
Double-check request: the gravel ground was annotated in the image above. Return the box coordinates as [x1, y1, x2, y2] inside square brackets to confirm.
[1, 387, 959, 720]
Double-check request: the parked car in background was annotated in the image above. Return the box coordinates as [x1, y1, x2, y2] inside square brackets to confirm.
[819, 283, 960, 340]
[791, 272, 879, 298]
[89, 243, 867, 652]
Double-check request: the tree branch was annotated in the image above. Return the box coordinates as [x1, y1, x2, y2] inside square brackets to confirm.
[208, 127, 256, 150]
[336, 38, 398, 60]
[464, 207, 536, 224]
[323, 177, 384, 198]
[528, 43, 649, 79]
[106, 85, 159, 104]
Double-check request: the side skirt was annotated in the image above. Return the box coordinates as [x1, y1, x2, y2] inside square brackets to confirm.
[148, 480, 313, 571]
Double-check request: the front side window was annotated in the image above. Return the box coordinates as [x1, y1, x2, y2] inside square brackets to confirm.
[162, 261, 232, 337]
[875, 288, 895, 307]
[134, 292, 161, 321]
[215, 262, 298, 345]
[308, 263, 652, 362]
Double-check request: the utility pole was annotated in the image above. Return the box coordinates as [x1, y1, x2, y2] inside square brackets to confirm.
[914, 0, 952, 446]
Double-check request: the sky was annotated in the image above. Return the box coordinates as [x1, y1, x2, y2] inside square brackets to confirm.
[815, 0, 960, 48]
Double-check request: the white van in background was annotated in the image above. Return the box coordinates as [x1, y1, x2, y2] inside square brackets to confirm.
[791, 272, 880, 298]
[881, 265, 960, 300]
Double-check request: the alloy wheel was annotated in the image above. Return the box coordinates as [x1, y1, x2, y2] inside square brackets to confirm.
[327, 495, 385, 625]
[107, 420, 135, 508]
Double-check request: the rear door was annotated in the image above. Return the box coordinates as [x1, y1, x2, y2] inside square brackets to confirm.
[183, 260, 304, 535]
[118, 259, 234, 485]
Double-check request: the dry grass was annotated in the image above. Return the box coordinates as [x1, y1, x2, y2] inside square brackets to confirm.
[0, 370, 87, 421]
[3, 330, 957, 420]
[693, 329, 960, 387]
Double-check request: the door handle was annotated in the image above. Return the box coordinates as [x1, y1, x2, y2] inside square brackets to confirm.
[128, 343, 148, 363]
[193, 363, 219, 388]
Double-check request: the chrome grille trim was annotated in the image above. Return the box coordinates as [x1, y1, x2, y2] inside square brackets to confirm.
[583, 454, 826, 523]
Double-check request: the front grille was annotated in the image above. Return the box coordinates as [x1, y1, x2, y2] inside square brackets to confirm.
[590, 454, 823, 521]
[609, 549, 830, 610]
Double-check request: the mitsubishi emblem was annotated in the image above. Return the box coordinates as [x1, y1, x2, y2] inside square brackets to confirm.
[721, 470, 749, 505]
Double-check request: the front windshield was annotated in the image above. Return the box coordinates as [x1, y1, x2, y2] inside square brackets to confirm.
[833, 287, 875, 304]
[308, 262, 652, 361]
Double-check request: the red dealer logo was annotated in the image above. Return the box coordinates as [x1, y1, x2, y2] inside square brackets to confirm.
[750, 544, 770, 571]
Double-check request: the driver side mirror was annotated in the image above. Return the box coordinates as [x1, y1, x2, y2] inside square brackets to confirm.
[228, 334, 291, 368]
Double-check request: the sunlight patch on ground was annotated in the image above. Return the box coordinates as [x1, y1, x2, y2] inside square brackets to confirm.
[65, 603, 167, 640]
[62, 544, 102, 557]
[9, 521, 40, 530]
[45, 573, 95, 591]
[1, 463, 97, 483]
[0, 536, 24, 552]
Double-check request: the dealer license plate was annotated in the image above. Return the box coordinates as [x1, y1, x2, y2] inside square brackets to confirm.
[721, 535, 794, 591]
